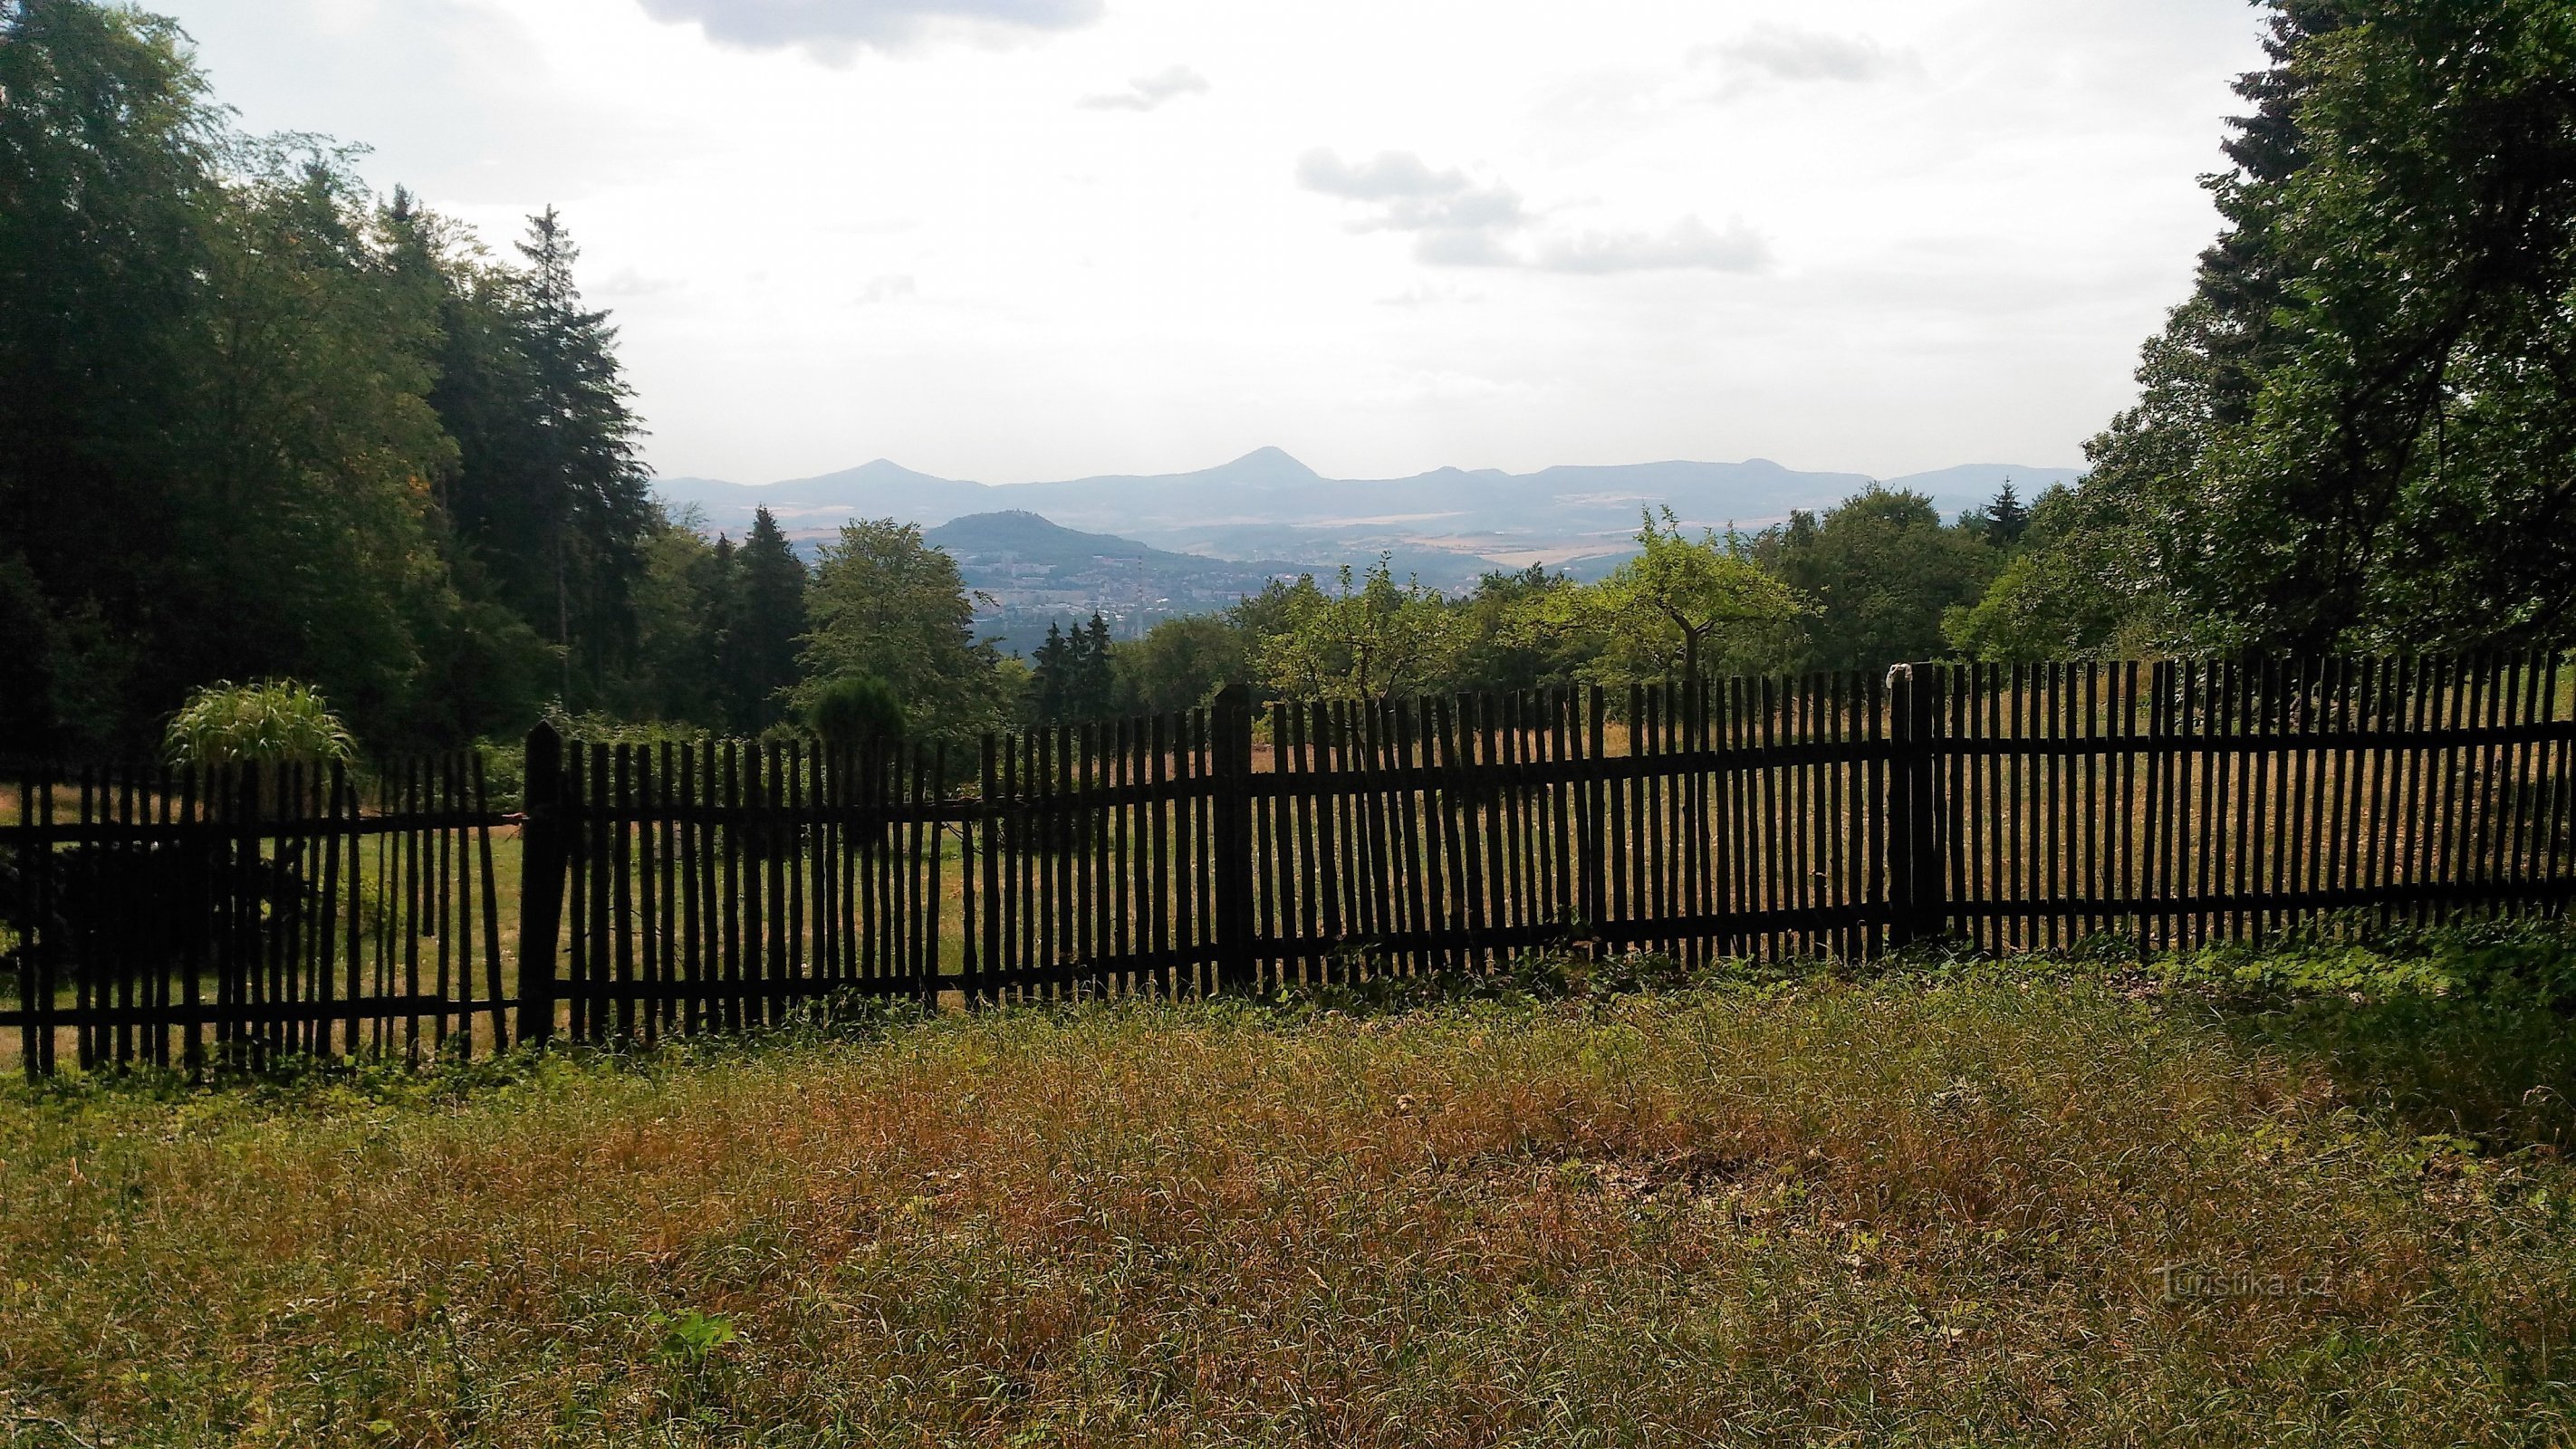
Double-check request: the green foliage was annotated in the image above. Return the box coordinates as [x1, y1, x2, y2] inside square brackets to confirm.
[1251, 557, 1470, 700]
[612, 506, 727, 726]
[537, 711, 709, 750]
[161, 679, 357, 770]
[1536, 509, 1812, 687]
[1754, 487, 1997, 672]
[2167, 917, 2576, 1149]
[795, 518, 1012, 750]
[438, 206, 655, 707]
[648, 1309, 736, 1366]
[1943, 485, 2177, 661]
[2172, 917, 2576, 1014]
[0, 3, 655, 758]
[2038, 0, 2576, 655]
[1450, 565, 1584, 695]
[1975, 481, 2033, 548]
[1030, 613, 1116, 723]
[1110, 614, 1248, 714]
[713, 507, 809, 734]
[803, 674, 907, 752]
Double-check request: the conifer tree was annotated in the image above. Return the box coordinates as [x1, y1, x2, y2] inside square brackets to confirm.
[720, 507, 807, 734]
[1075, 613, 1116, 718]
[1031, 621, 1076, 724]
[1030, 612, 1120, 723]
[1982, 482, 2032, 547]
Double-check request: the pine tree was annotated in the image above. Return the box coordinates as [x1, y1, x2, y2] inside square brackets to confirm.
[430, 207, 653, 707]
[1075, 613, 1116, 718]
[1030, 621, 1075, 724]
[516, 207, 654, 700]
[721, 507, 807, 734]
[1030, 613, 1120, 723]
[1982, 482, 2032, 547]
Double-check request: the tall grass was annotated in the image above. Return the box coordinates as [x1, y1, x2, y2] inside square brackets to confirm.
[4, 961, 2573, 1446]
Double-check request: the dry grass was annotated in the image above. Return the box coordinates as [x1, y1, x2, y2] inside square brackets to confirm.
[2, 972, 2572, 1446]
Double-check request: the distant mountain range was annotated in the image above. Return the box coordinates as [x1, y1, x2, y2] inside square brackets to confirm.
[919, 509, 1319, 657]
[656, 447, 2084, 590]
[923, 509, 1312, 606]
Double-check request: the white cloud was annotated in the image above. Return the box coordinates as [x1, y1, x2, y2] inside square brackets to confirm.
[1299, 149, 1764, 275]
[152, 0, 2271, 485]
[1296, 149, 1530, 264]
[1078, 63, 1209, 110]
[634, 0, 1103, 57]
[855, 273, 919, 304]
[1536, 216, 1772, 274]
[1295, 149, 1470, 202]
[1706, 23, 1905, 83]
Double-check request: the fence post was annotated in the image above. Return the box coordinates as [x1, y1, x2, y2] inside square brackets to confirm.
[1886, 663, 1947, 948]
[1212, 684, 1258, 992]
[515, 722, 568, 1047]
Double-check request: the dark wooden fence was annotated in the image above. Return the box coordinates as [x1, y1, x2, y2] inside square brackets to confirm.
[516, 653, 2576, 1046]
[2, 756, 507, 1074]
[7, 655, 2573, 1071]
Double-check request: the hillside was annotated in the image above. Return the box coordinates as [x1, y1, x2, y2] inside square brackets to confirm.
[918, 510, 1319, 657]
[925, 509, 1312, 608]
[657, 449, 2082, 581]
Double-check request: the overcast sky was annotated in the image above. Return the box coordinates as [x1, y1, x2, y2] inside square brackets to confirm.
[156, 0, 2270, 485]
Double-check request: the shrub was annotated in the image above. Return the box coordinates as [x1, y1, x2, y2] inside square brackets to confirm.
[162, 679, 357, 771]
[803, 674, 906, 753]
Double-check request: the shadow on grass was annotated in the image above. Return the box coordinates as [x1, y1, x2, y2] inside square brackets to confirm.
[1273, 916, 2576, 1156]
[2139, 916, 2576, 1154]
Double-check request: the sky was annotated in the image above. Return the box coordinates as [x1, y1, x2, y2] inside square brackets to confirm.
[155, 0, 2273, 485]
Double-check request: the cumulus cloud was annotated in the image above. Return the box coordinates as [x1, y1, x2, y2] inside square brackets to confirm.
[855, 273, 918, 304]
[635, 0, 1102, 57]
[1078, 64, 1210, 111]
[1299, 148, 1768, 275]
[1535, 216, 1772, 274]
[1296, 149, 1469, 202]
[1296, 149, 1527, 264]
[1700, 24, 1909, 95]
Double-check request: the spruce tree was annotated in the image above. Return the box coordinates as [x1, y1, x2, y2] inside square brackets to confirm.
[1982, 482, 2032, 547]
[1030, 621, 1075, 724]
[1076, 613, 1117, 719]
[722, 507, 807, 734]
[517, 208, 653, 699]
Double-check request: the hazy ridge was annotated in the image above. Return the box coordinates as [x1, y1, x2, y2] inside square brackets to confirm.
[658, 447, 2082, 588]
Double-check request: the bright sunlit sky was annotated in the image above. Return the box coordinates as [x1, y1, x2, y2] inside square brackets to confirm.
[157, 0, 2271, 485]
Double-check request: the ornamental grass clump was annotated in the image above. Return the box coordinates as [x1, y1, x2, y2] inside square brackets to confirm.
[161, 680, 357, 810]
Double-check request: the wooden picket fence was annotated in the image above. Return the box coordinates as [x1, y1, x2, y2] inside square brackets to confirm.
[7, 654, 2574, 1072]
[2, 756, 507, 1075]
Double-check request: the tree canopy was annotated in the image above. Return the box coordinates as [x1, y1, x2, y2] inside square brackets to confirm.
[1756, 488, 1998, 674]
[1536, 511, 1811, 688]
[795, 519, 1014, 750]
[0, 0, 664, 758]
[1251, 559, 1471, 701]
[1992, 0, 2576, 655]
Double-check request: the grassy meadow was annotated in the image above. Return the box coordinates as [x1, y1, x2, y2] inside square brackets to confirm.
[4, 936, 2576, 1446]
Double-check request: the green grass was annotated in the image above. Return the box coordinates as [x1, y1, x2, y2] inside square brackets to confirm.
[3, 944, 2575, 1446]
